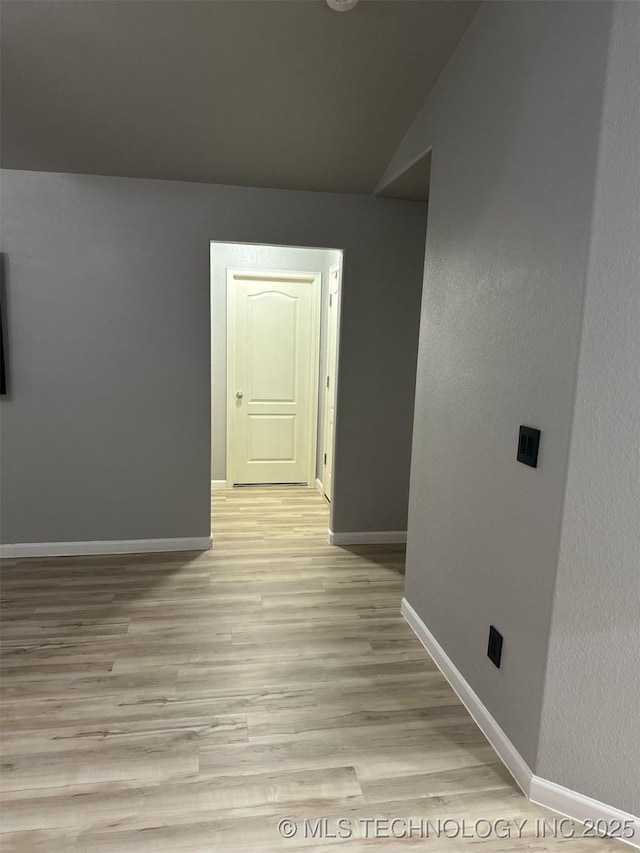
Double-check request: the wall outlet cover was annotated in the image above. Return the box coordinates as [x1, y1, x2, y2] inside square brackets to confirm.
[488, 625, 503, 668]
[517, 426, 541, 467]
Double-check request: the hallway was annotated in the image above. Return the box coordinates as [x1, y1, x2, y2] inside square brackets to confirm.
[0, 488, 622, 851]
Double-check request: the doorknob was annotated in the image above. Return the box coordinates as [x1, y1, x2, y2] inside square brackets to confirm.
[235, 391, 244, 399]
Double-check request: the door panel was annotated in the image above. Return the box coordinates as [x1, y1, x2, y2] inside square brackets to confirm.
[228, 271, 319, 485]
[248, 293, 297, 401]
[248, 414, 296, 462]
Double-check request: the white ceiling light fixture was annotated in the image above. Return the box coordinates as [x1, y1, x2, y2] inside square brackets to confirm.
[326, 0, 359, 11]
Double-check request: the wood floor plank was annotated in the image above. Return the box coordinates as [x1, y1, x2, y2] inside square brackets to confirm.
[0, 486, 622, 851]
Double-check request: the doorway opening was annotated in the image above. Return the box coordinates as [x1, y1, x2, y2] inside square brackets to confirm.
[210, 241, 343, 514]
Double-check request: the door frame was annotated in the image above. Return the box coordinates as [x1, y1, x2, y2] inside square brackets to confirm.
[226, 268, 321, 489]
[321, 259, 342, 502]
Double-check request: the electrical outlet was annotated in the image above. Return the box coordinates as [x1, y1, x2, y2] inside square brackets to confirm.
[487, 626, 503, 668]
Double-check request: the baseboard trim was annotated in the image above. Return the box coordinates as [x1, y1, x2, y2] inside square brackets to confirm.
[401, 598, 640, 849]
[210, 480, 227, 490]
[328, 529, 407, 545]
[315, 478, 323, 494]
[529, 777, 640, 849]
[401, 597, 531, 795]
[0, 536, 213, 559]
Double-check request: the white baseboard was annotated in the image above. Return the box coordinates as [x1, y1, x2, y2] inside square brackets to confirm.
[210, 480, 227, 490]
[529, 777, 640, 849]
[0, 536, 213, 559]
[315, 478, 323, 494]
[401, 598, 640, 849]
[401, 597, 532, 795]
[328, 529, 407, 545]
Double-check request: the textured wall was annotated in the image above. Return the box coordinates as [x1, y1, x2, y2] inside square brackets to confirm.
[0, 170, 426, 544]
[209, 242, 341, 482]
[391, 0, 612, 768]
[536, 1, 640, 815]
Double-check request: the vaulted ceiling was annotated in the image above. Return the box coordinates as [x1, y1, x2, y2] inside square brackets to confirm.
[0, 0, 479, 195]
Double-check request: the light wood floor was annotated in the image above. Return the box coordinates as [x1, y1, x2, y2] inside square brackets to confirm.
[0, 487, 622, 851]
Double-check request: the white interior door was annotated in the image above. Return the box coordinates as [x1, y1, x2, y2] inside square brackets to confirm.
[227, 270, 320, 486]
[323, 262, 341, 502]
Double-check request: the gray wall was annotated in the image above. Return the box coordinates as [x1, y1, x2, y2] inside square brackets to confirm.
[0, 170, 426, 544]
[209, 242, 341, 483]
[386, 0, 612, 770]
[536, 1, 640, 815]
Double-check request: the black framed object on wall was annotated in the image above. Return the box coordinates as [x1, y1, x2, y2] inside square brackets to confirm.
[0, 259, 6, 395]
[0, 301, 6, 394]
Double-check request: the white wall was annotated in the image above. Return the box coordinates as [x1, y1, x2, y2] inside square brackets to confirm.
[536, 1, 640, 816]
[209, 242, 341, 483]
[381, 0, 612, 770]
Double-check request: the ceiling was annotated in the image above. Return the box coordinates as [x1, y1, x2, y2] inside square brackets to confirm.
[0, 0, 479, 196]
[378, 150, 431, 202]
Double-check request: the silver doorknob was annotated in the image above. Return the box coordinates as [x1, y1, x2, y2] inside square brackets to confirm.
[235, 391, 244, 399]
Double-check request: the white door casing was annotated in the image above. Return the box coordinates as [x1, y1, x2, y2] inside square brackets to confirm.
[323, 262, 341, 502]
[227, 269, 320, 486]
